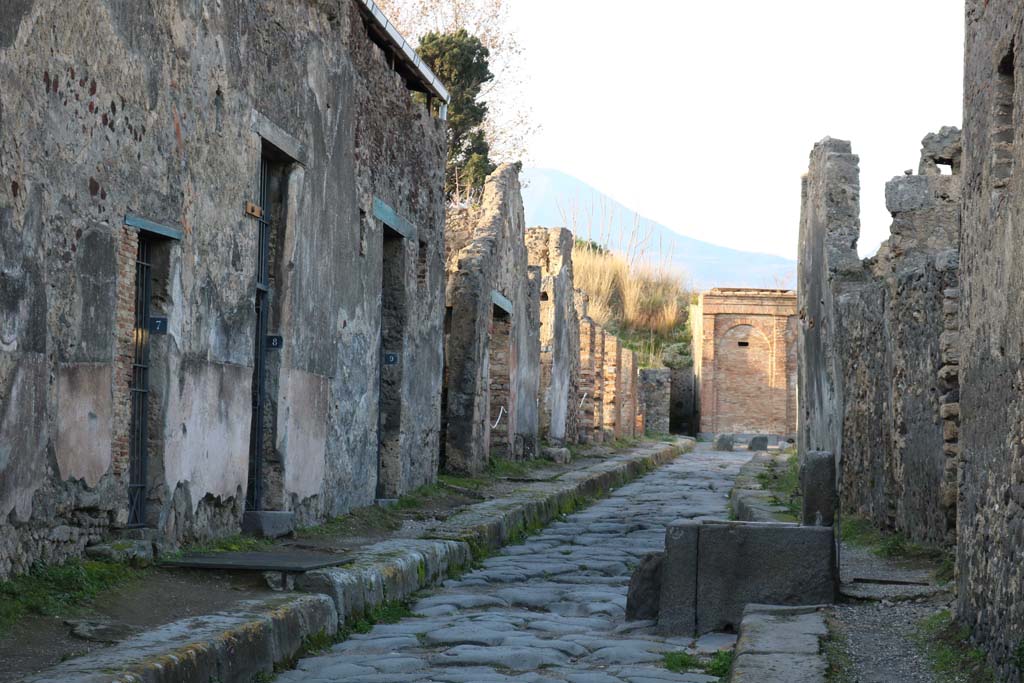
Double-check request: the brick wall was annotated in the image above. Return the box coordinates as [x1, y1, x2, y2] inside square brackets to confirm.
[692, 289, 798, 437]
[602, 335, 622, 438]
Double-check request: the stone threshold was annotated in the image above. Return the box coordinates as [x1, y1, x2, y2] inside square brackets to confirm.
[24, 437, 693, 683]
[729, 604, 829, 682]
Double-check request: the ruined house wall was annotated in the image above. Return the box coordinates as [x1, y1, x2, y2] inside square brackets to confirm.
[797, 139, 861, 467]
[444, 164, 540, 473]
[602, 335, 623, 439]
[692, 289, 798, 437]
[669, 368, 695, 434]
[526, 227, 579, 445]
[620, 349, 637, 438]
[640, 368, 671, 434]
[883, 164, 961, 543]
[575, 290, 604, 444]
[958, 2, 1024, 676]
[798, 134, 961, 546]
[592, 326, 606, 443]
[0, 0, 446, 577]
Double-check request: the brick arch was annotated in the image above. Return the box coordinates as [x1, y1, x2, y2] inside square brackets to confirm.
[714, 324, 773, 434]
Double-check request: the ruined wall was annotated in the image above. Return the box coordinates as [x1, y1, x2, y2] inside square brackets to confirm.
[640, 368, 671, 434]
[797, 133, 961, 546]
[592, 326, 607, 443]
[958, 2, 1024, 675]
[576, 292, 604, 444]
[0, 0, 446, 577]
[602, 335, 623, 439]
[526, 227, 579, 445]
[692, 289, 797, 437]
[669, 367, 695, 434]
[620, 350, 637, 438]
[797, 139, 861, 467]
[444, 164, 540, 473]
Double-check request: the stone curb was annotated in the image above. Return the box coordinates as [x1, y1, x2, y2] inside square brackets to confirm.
[23, 438, 692, 683]
[729, 453, 796, 522]
[298, 438, 694, 623]
[729, 603, 829, 682]
[425, 439, 692, 556]
[22, 593, 338, 683]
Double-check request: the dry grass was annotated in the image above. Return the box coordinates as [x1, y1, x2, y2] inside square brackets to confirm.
[573, 240, 690, 367]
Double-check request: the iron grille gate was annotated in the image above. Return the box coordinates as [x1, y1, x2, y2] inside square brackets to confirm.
[247, 157, 272, 511]
[128, 236, 152, 527]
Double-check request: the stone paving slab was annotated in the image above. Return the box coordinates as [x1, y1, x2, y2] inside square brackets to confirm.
[23, 439, 694, 683]
[273, 443, 746, 683]
[730, 604, 829, 682]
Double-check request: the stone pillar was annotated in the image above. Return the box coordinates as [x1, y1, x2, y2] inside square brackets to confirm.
[526, 228, 579, 446]
[592, 327, 606, 443]
[620, 349, 636, 438]
[800, 450, 837, 526]
[640, 368, 671, 435]
[603, 335, 623, 439]
[578, 317, 597, 443]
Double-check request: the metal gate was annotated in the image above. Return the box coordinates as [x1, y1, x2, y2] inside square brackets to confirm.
[128, 235, 152, 527]
[247, 157, 272, 511]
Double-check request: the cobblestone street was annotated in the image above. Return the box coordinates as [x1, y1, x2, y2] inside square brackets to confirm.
[277, 445, 745, 683]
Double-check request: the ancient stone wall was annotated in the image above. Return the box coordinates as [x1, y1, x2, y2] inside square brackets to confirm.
[0, 0, 447, 578]
[620, 350, 637, 438]
[669, 368, 695, 434]
[602, 335, 623, 439]
[797, 133, 961, 546]
[692, 289, 798, 438]
[576, 293, 605, 444]
[958, 2, 1024, 675]
[592, 326, 607, 443]
[526, 227, 580, 445]
[444, 164, 540, 473]
[640, 369, 671, 434]
[797, 139, 861, 467]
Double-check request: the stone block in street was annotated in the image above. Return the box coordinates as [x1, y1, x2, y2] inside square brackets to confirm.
[748, 436, 769, 451]
[713, 434, 734, 451]
[657, 519, 699, 634]
[800, 450, 837, 526]
[696, 521, 836, 634]
[625, 552, 663, 620]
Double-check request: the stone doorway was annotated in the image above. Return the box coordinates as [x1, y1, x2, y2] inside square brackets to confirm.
[488, 305, 512, 458]
[377, 226, 407, 499]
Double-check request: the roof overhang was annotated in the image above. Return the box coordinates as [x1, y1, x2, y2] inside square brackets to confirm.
[356, 0, 450, 105]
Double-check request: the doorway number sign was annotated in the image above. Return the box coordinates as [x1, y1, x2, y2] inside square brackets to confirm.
[149, 317, 168, 335]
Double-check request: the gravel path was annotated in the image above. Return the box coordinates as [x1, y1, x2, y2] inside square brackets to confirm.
[276, 444, 746, 683]
[828, 544, 953, 683]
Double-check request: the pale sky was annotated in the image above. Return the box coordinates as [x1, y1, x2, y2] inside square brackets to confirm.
[510, 0, 964, 259]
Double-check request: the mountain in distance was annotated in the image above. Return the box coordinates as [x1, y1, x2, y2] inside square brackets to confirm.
[521, 167, 797, 291]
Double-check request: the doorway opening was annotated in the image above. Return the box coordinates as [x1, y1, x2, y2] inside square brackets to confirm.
[439, 305, 453, 472]
[488, 305, 512, 458]
[378, 226, 407, 499]
[247, 143, 291, 511]
[127, 235, 153, 527]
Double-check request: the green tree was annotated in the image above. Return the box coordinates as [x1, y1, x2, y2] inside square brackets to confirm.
[418, 29, 496, 197]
